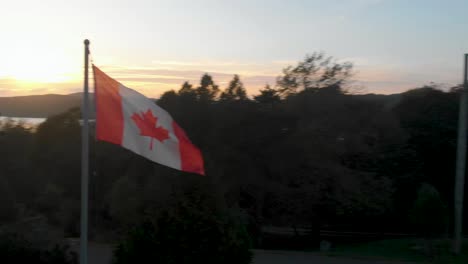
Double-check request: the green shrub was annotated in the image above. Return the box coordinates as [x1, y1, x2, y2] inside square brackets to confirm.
[410, 183, 447, 237]
[113, 207, 253, 264]
[0, 233, 77, 264]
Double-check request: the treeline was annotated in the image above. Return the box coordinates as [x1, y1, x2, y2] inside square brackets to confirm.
[0, 53, 465, 248]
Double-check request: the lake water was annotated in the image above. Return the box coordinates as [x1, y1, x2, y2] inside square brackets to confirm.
[0, 116, 46, 125]
[0, 117, 94, 127]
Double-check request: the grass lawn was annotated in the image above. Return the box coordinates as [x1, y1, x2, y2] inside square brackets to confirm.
[329, 238, 468, 263]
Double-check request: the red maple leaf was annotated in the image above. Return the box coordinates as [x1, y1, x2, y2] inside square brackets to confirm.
[131, 109, 170, 150]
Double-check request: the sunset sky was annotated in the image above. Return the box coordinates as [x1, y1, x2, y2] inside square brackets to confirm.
[1, 0, 467, 97]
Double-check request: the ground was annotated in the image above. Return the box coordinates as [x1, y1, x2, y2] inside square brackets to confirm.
[74, 242, 415, 264]
[70, 238, 468, 264]
[253, 250, 413, 264]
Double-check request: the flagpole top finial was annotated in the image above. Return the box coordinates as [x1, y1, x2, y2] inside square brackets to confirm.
[84, 39, 90, 45]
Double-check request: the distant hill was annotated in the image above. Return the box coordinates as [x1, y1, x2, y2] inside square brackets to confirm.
[352, 93, 403, 110]
[0, 94, 88, 118]
[0, 92, 399, 118]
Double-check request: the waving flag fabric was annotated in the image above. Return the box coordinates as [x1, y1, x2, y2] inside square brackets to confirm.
[93, 65, 204, 175]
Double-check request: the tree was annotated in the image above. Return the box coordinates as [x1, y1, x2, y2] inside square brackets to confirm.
[410, 183, 447, 256]
[157, 90, 178, 110]
[276, 52, 353, 95]
[0, 177, 16, 224]
[113, 182, 252, 264]
[0, 232, 77, 264]
[2, 52, 463, 253]
[108, 175, 142, 227]
[32, 108, 82, 199]
[220, 75, 248, 102]
[195, 74, 219, 102]
[254, 84, 280, 105]
[179, 81, 194, 95]
[411, 183, 447, 237]
[0, 120, 34, 205]
[393, 87, 458, 205]
[177, 81, 197, 105]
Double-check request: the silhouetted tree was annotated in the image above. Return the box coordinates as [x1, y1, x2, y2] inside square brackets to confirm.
[195, 74, 219, 102]
[393, 87, 458, 206]
[410, 183, 447, 237]
[276, 52, 353, 95]
[254, 84, 281, 105]
[1, 53, 464, 253]
[158, 90, 178, 109]
[220, 75, 248, 102]
[179, 81, 194, 95]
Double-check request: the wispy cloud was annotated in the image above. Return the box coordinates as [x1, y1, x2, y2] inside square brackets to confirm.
[97, 65, 277, 96]
[148, 60, 284, 76]
[0, 55, 461, 97]
[354, 0, 385, 5]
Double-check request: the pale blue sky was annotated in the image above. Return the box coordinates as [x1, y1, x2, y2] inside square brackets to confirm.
[0, 0, 467, 96]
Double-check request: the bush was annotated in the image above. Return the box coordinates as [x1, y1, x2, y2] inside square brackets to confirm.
[410, 183, 447, 237]
[0, 233, 77, 264]
[113, 206, 253, 264]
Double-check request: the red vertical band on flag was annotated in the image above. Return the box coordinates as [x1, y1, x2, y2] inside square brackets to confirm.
[93, 66, 124, 145]
[173, 122, 205, 175]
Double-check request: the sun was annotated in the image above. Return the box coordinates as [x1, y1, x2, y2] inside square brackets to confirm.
[1, 45, 77, 84]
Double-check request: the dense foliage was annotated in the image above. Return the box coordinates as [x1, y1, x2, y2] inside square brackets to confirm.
[113, 184, 252, 264]
[0, 233, 77, 264]
[410, 183, 448, 237]
[0, 53, 465, 253]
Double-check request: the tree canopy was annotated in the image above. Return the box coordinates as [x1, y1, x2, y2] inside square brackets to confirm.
[0, 53, 463, 251]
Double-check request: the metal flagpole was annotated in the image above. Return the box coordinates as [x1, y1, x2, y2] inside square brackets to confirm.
[454, 53, 468, 254]
[80, 39, 90, 264]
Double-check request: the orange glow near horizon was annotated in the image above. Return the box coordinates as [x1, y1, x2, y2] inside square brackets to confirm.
[2, 45, 78, 84]
[0, 1, 466, 97]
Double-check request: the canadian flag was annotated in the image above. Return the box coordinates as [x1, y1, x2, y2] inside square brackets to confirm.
[93, 65, 204, 175]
